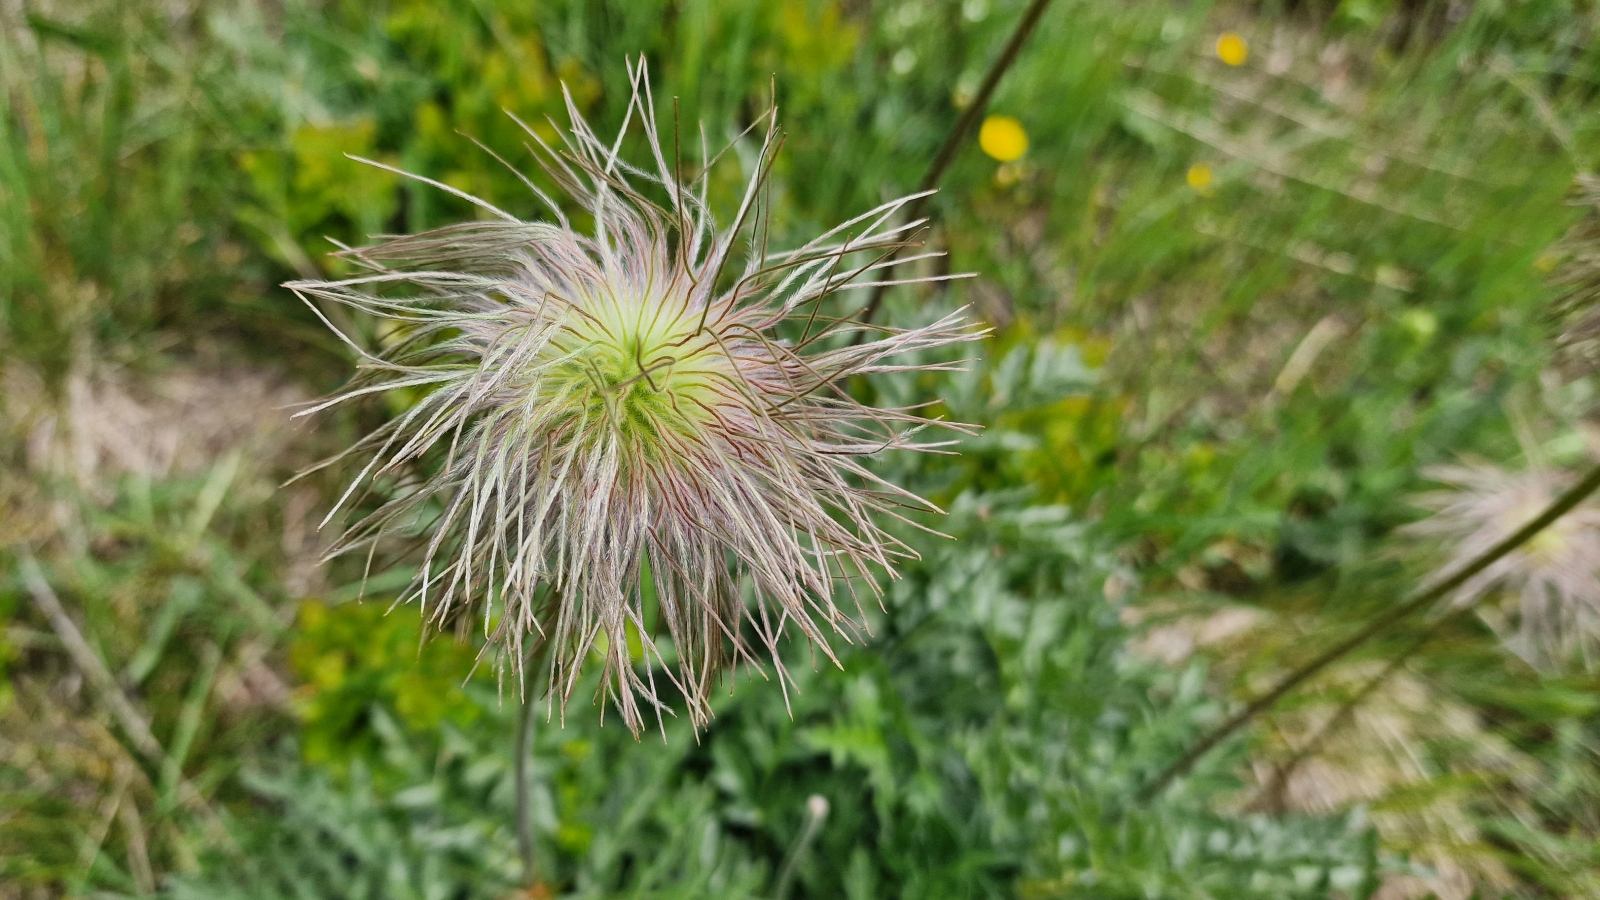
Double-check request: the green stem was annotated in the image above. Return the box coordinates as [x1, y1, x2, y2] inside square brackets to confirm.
[774, 795, 830, 900]
[515, 682, 537, 886]
[515, 631, 553, 889]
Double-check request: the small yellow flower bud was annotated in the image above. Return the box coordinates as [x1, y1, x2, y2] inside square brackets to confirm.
[1216, 32, 1249, 66]
[979, 114, 1029, 162]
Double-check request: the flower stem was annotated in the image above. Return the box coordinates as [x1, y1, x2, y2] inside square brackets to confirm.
[1138, 461, 1600, 802]
[515, 682, 537, 886]
[774, 795, 830, 900]
[514, 631, 553, 889]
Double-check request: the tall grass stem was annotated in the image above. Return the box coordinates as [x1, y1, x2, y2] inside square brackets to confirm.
[856, 0, 1057, 334]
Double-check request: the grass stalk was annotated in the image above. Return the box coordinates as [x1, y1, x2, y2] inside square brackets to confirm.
[1249, 630, 1432, 811]
[856, 0, 1057, 332]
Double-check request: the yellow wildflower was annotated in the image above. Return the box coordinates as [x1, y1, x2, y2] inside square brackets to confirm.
[979, 114, 1028, 162]
[1216, 32, 1248, 66]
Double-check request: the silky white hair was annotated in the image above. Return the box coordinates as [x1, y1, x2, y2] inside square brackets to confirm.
[1406, 461, 1600, 669]
[288, 60, 982, 734]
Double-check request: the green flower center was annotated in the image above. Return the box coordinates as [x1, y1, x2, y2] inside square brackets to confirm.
[539, 297, 728, 455]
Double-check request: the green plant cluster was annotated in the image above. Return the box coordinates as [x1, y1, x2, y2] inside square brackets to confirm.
[161, 338, 1378, 900]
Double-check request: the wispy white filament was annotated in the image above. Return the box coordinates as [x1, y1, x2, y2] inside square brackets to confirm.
[1406, 462, 1600, 669]
[288, 61, 982, 734]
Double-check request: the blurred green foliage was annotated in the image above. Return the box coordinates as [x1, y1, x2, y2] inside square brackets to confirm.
[0, 458, 298, 891]
[7, 0, 1600, 897]
[290, 600, 484, 771]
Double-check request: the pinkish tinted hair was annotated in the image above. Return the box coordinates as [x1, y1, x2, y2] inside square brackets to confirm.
[287, 60, 983, 735]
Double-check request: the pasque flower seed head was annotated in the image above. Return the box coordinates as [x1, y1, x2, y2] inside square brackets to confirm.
[1404, 462, 1600, 669]
[288, 61, 982, 734]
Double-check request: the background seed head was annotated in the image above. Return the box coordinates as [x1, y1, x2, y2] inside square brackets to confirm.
[1405, 462, 1600, 669]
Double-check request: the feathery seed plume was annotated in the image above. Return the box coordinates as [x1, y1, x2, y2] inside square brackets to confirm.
[1404, 462, 1600, 668]
[288, 61, 982, 734]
